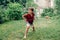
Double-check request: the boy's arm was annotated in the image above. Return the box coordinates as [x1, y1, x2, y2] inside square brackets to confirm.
[22, 14, 27, 21]
[34, 13, 35, 20]
[34, 16, 36, 21]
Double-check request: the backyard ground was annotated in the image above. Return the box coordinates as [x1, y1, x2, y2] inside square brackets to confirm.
[0, 18, 60, 40]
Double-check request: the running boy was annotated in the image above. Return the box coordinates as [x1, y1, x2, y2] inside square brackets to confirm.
[22, 8, 35, 38]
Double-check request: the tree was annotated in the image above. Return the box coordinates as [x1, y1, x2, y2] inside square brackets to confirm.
[0, 0, 9, 6]
[10, 0, 26, 7]
[26, 0, 38, 8]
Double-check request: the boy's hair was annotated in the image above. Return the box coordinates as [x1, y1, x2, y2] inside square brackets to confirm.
[29, 8, 34, 12]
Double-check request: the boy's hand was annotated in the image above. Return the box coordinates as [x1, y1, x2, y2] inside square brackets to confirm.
[22, 14, 27, 21]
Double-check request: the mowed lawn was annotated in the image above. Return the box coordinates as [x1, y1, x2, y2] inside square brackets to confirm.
[0, 18, 60, 40]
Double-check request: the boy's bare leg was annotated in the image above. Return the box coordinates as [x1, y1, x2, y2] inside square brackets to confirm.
[32, 25, 35, 31]
[24, 26, 30, 38]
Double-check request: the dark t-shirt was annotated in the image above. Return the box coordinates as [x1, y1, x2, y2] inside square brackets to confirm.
[24, 13, 35, 23]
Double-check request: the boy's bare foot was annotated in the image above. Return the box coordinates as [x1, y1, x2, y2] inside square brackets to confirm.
[24, 35, 26, 39]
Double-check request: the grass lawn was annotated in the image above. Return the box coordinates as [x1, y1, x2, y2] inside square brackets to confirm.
[0, 18, 60, 40]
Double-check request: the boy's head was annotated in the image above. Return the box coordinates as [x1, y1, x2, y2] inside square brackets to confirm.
[28, 8, 34, 14]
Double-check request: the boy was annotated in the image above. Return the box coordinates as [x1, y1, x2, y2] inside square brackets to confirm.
[22, 8, 35, 38]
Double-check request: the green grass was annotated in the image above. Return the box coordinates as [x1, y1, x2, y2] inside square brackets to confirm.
[0, 18, 60, 40]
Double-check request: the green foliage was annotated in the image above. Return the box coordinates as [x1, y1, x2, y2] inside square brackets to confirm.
[0, 3, 23, 24]
[55, 0, 60, 15]
[0, 0, 26, 7]
[0, 7, 8, 24]
[19, 0, 26, 7]
[41, 0, 60, 17]
[0, 0, 9, 6]
[26, 0, 38, 8]
[7, 3, 23, 20]
[41, 8, 54, 17]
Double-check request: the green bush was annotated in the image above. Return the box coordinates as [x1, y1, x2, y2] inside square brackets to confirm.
[41, 8, 54, 17]
[0, 8, 8, 24]
[0, 3, 24, 24]
[53, 0, 60, 19]
[55, 0, 60, 15]
[0, 14, 3, 24]
[7, 3, 23, 20]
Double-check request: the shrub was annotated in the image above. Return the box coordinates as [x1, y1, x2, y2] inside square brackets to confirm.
[0, 3, 24, 24]
[7, 3, 23, 20]
[0, 8, 8, 24]
[41, 8, 54, 17]
[55, 0, 60, 15]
